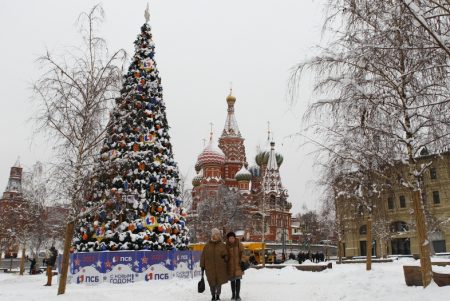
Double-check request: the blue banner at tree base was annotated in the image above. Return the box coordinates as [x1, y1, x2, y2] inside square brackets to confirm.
[58, 250, 202, 285]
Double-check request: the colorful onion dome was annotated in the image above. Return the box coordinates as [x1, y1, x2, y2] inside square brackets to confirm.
[255, 149, 283, 167]
[235, 165, 252, 182]
[226, 92, 236, 106]
[192, 170, 203, 187]
[197, 139, 225, 166]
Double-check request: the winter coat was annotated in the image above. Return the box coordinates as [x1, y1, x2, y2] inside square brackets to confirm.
[28, 258, 36, 268]
[226, 239, 245, 279]
[200, 240, 229, 287]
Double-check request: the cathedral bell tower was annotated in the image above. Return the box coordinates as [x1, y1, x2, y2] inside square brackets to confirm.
[218, 90, 247, 187]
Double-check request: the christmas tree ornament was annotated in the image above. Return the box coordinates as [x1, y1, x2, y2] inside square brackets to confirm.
[140, 58, 154, 72]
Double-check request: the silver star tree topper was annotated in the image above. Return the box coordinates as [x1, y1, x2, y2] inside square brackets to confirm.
[144, 3, 150, 23]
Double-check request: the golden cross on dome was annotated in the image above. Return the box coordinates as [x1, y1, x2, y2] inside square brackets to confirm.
[202, 138, 207, 147]
[267, 121, 271, 142]
[209, 122, 214, 140]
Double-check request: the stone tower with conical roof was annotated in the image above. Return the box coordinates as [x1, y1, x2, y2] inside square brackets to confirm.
[2, 159, 23, 201]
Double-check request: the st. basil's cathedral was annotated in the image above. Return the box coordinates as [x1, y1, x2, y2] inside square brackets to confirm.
[190, 91, 293, 243]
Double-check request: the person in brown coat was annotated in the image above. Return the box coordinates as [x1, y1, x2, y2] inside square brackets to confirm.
[226, 232, 245, 301]
[201, 228, 229, 301]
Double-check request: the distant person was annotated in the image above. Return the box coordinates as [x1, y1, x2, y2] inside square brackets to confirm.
[289, 252, 296, 260]
[226, 232, 247, 301]
[44, 246, 58, 286]
[314, 251, 320, 263]
[28, 257, 36, 275]
[319, 252, 325, 262]
[281, 252, 286, 263]
[201, 228, 228, 301]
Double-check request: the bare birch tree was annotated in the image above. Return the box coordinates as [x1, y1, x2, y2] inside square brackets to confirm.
[33, 4, 126, 214]
[195, 185, 248, 242]
[22, 162, 67, 257]
[178, 171, 193, 211]
[401, 0, 450, 57]
[293, 0, 450, 286]
[32, 4, 126, 294]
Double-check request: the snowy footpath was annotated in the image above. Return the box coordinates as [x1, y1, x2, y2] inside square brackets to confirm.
[0, 260, 449, 301]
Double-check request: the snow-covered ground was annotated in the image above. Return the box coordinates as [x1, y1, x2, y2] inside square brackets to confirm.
[1, 259, 449, 301]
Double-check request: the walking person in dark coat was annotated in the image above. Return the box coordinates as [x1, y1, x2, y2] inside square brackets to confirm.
[44, 246, 58, 286]
[28, 256, 36, 275]
[201, 228, 229, 301]
[226, 232, 246, 301]
[289, 252, 295, 260]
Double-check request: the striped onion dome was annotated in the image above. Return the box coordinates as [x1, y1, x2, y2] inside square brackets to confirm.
[197, 139, 225, 166]
[235, 165, 252, 182]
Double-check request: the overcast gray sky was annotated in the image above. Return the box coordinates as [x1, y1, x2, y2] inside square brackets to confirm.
[0, 0, 326, 213]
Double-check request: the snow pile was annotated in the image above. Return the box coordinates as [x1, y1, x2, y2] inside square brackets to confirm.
[433, 266, 450, 274]
[282, 259, 299, 265]
[300, 259, 328, 266]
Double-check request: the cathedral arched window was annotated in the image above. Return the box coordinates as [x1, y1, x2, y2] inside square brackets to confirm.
[269, 194, 276, 209]
[359, 225, 367, 235]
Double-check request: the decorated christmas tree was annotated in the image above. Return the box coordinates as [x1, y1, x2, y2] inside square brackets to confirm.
[73, 7, 189, 252]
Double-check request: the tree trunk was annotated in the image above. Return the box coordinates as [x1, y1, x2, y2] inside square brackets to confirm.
[338, 240, 343, 264]
[366, 217, 372, 271]
[261, 242, 266, 267]
[411, 190, 432, 287]
[57, 221, 74, 295]
[19, 247, 26, 275]
[379, 239, 384, 259]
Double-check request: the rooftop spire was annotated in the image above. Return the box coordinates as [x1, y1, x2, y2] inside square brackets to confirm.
[13, 156, 21, 168]
[267, 141, 278, 171]
[222, 89, 241, 137]
[263, 140, 285, 196]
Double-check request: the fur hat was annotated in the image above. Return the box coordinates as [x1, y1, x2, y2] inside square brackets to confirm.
[211, 228, 221, 237]
[226, 231, 236, 238]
